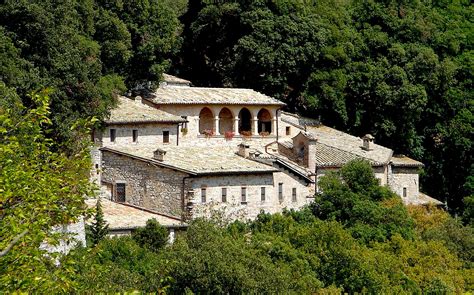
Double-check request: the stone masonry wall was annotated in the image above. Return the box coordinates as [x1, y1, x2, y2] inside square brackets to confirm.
[388, 166, 420, 203]
[189, 172, 311, 221]
[101, 151, 189, 218]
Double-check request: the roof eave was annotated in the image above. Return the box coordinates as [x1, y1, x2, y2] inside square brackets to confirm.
[100, 147, 197, 175]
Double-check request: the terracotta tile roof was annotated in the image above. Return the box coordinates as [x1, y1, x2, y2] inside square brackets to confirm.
[391, 155, 424, 167]
[314, 142, 366, 167]
[281, 112, 393, 165]
[105, 96, 186, 124]
[306, 125, 393, 165]
[162, 73, 191, 86]
[85, 199, 185, 229]
[102, 145, 278, 175]
[149, 86, 286, 106]
[405, 193, 444, 206]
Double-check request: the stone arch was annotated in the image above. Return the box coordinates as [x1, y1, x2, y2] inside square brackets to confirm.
[199, 107, 214, 134]
[238, 108, 252, 134]
[257, 108, 272, 134]
[218, 107, 233, 134]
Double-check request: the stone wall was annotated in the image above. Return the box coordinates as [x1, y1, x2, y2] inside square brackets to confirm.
[101, 150, 189, 218]
[189, 171, 311, 221]
[388, 166, 420, 203]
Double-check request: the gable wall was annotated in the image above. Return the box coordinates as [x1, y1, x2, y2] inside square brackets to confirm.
[101, 151, 189, 218]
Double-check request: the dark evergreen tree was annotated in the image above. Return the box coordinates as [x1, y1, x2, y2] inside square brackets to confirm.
[132, 218, 168, 252]
[89, 198, 109, 246]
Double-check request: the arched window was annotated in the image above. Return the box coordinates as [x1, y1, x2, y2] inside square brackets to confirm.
[199, 107, 214, 134]
[218, 108, 233, 134]
[257, 108, 272, 134]
[238, 108, 252, 134]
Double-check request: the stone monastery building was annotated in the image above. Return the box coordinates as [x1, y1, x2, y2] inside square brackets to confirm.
[91, 74, 441, 229]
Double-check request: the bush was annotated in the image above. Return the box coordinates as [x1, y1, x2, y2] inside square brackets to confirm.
[132, 219, 168, 252]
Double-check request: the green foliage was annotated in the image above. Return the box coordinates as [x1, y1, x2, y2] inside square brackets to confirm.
[132, 218, 168, 252]
[87, 198, 109, 246]
[0, 84, 93, 292]
[0, 0, 184, 145]
[462, 195, 474, 226]
[72, 236, 170, 293]
[313, 160, 415, 243]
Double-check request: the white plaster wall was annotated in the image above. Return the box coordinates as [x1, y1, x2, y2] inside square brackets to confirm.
[101, 123, 179, 148]
[189, 171, 310, 221]
[278, 119, 304, 140]
[40, 218, 86, 255]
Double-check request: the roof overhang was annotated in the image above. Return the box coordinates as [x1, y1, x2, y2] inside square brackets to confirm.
[100, 147, 197, 175]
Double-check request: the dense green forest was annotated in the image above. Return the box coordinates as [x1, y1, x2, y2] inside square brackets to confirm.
[0, 0, 473, 292]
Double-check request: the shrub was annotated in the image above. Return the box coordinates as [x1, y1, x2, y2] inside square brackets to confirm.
[132, 219, 168, 252]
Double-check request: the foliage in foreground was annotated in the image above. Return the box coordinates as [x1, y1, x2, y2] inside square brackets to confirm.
[71, 160, 473, 294]
[0, 84, 93, 292]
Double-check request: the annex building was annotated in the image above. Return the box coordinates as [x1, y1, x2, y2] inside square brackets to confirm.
[90, 74, 441, 231]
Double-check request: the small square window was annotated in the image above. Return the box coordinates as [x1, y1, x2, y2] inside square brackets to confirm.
[110, 129, 116, 142]
[163, 131, 170, 143]
[222, 188, 227, 202]
[241, 187, 247, 204]
[292, 188, 297, 202]
[201, 187, 207, 203]
[132, 129, 138, 143]
[261, 187, 266, 202]
[286, 126, 291, 136]
[278, 183, 283, 202]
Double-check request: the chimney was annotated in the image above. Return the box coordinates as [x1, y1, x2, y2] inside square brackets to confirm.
[292, 131, 317, 173]
[238, 143, 250, 158]
[153, 148, 166, 161]
[362, 134, 374, 151]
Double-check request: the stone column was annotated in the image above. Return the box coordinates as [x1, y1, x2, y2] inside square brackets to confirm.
[214, 116, 220, 135]
[234, 116, 239, 134]
[252, 116, 259, 136]
[272, 118, 277, 136]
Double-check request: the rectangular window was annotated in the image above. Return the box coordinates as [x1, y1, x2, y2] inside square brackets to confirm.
[286, 126, 291, 135]
[278, 183, 283, 202]
[163, 131, 170, 143]
[110, 129, 116, 142]
[132, 129, 138, 142]
[261, 187, 266, 202]
[241, 187, 247, 203]
[115, 183, 126, 202]
[201, 187, 207, 203]
[292, 188, 297, 202]
[222, 188, 227, 202]
[403, 187, 407, 198]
